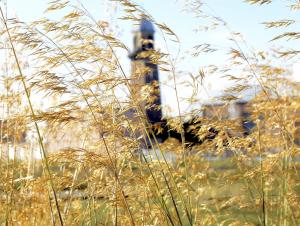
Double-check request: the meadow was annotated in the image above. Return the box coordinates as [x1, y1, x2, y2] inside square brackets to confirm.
[0, 0, 299, 225]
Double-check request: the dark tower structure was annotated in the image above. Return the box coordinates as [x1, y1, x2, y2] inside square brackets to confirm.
[128, 19, 217, 147]
[129, 18, 163, 124]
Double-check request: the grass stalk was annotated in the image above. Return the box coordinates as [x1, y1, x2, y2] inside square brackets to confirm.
[0, 7, 64, 226]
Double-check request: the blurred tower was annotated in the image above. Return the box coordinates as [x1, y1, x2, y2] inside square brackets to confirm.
[129, 19, 163, 124]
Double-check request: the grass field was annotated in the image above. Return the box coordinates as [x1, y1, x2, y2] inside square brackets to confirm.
[1, 154, 299, 225]
[0, 0, 300, 225]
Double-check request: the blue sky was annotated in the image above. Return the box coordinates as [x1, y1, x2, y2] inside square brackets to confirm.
[6, 0, 299, 66]
[2, 0, 300, 115]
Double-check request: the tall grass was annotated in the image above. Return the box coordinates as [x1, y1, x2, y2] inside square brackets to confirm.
[0, 0, 299, 225]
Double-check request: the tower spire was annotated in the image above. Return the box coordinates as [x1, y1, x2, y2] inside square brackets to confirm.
[129, 18, 162, 124]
